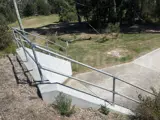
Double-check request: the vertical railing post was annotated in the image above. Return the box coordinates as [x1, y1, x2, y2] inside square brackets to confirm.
[112, 77, 116, 105]
[12, 30, 20, 48]
[31, 44, 43, 81]
[66, 41, 69, 47]
[19, 36, 28, 62]
[46, 39, 50, 55]
[14, 29, 28, 62]
[65, 47, 68, 56]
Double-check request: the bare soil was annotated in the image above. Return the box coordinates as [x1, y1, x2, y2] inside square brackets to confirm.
[0, 55, 129, 120]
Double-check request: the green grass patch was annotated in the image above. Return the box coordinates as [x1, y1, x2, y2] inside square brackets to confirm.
[54, 33, 160, 73]
[117, 55, 133, 62]
[0, 43, 16, 56]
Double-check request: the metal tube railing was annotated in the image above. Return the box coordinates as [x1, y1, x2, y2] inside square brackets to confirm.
[13, 28, 67, 50]
[14, 31, 28, 62]
[41, 66, 140, 104]
[14, 30, 43, 81]
[31, 44, 43, 81]
[13, 35, 142, 104]
[12, 28, 156, 108]
[112, 77, 116, 104]
[12, 30, 20, 48]
[13, 28, 67, 56]
[35, 45, 156, 97]
[34, 43, 67, 56]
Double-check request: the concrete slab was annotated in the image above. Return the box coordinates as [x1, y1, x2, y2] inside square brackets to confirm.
[65, 63, 160, 109]
[134, 48, 160, 72]
[16, 47, 72, 83]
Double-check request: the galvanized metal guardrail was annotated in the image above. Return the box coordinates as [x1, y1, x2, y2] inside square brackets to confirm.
[12, 28, 156, 108]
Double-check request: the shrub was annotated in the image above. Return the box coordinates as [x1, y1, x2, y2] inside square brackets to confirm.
[134, 88, 160, 120]
[96, 36, 109, 43]
[0, 15, 12, 50]
[23, 3, 37, 16]
[36, 0, 51, 15]
[49, 0, 77, 22]
[59, 11, 77, 22]
[0, 14, 6, 23]
[106, 23, 120, 33]
[48, 34, 58, 43]
[55, 92, 75, 117]
[5, 10, 16, 23]
[99, 104, 110, 115]
[0, 2, 16, 23]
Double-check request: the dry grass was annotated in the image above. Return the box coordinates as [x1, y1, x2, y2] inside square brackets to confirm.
[54, 33, 160, 73]
[10, 14, 59, 28]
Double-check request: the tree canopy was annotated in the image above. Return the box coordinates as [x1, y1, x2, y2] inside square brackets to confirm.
[1, 0, 160, 27]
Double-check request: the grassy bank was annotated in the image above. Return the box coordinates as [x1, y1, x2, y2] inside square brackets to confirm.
[8, 15, 160, 73]
[55, 33, 160, 73]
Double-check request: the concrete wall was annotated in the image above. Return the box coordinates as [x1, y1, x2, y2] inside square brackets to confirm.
[16, 47, 72, 83]
[38, 83, 134, 115]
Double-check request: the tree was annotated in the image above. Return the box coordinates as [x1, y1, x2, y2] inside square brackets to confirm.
[36, 0, 51, 15]
[156, 0, 160, 19]
[0, 0, 16, 22]
[23, 3, 37, 16]
[48, 0, 77, 22]
[75, 0, 82, 23]
[0, 14, 12, 50]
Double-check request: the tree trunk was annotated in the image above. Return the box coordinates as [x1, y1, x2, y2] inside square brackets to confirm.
[76, 9, 81, 23]
[75, 0, 81, 23]
[113, 0, 117, 14]
[113, 0, 117, 23]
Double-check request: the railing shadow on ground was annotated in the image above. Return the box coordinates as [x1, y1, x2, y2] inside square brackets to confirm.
[7, 55, 32, 85]
[7, 54, 43, 99]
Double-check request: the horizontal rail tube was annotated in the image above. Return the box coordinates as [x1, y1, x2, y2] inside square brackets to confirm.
[34, 43, 67, 56]
[116, 77, 156, 96]
[40, 82, 113, 105]
[41, 66, 113, 93]
[116, 92, 140, 104]
[16, 35, 66, 56]
[16, 39, 37, 63]
[14, 29, 32, 44]
[35, 45, 156, 96]
[41, 66, 141, 104]
[13, 28, 66, 50]
[36, 45, 114, 77]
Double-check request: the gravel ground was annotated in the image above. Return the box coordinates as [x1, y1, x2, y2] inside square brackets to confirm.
[0, 55, 130, 120]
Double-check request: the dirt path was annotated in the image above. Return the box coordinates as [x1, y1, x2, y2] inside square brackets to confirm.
[0, 55, 129, 120]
